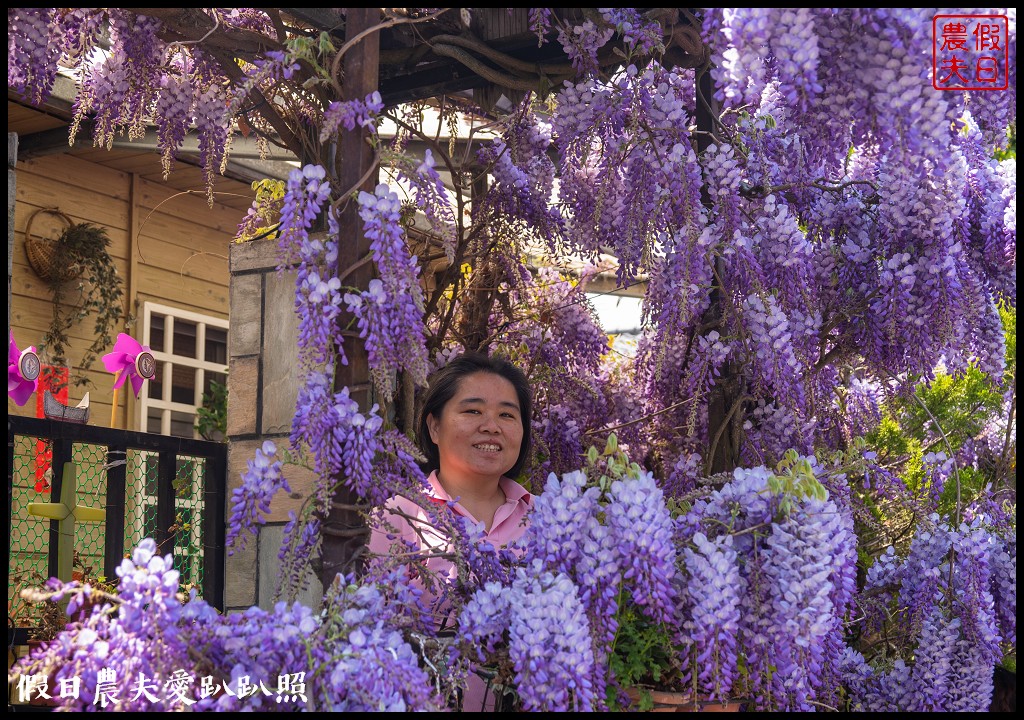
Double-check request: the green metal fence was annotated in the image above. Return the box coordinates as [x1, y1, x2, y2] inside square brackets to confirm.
[7, 416, 227, 645]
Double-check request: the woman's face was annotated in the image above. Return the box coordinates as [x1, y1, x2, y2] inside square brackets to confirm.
[427, 371, 524, 487]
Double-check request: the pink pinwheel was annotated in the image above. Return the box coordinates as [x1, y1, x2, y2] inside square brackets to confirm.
[102, 333, 155, 398]
[9, 330, 40, 406]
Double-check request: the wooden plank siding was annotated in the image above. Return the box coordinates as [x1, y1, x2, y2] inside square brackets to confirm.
[8, 152, 253, 432]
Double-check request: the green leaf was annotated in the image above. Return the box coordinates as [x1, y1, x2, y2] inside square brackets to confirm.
[605, 433, 619, 455]
[195, 376, 228, 442]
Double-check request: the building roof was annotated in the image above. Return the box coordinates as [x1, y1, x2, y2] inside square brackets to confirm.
[9, 8, 705, 198]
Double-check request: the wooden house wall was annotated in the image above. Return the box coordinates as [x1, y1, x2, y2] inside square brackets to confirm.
[8, 152, 252, 431]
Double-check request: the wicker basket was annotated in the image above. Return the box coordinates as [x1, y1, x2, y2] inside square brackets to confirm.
[24, 207, 82, 283]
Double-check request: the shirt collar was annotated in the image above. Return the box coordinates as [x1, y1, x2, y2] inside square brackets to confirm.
[498, 475, 533, 507]
[424, 470, 532, 507]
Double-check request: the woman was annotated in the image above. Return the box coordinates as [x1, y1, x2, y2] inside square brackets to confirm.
[366, 352, 534, 710]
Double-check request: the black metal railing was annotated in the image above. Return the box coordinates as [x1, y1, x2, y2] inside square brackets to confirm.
[7, 415, 227, 647]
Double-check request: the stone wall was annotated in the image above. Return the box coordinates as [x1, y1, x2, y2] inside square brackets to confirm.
[225, 239, 322, 613]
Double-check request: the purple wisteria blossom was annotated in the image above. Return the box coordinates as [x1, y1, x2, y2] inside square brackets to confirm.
[460, 455, 684, 709]
[320, 90, 384, 142]
[679, 532, 743, 702]
[600, 8, 663, 56]
[227, 440, 290, 554]
[508, 565, 598, 712]
[348, 182, 429, 401]
[847, 510, 1012, 711]
[605, 470, 677, 622]
[678, 458, 858, 710]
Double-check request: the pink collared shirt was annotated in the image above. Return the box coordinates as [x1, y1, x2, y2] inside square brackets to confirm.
[367, 471, 531, 711]
[367, 471, 532, 590]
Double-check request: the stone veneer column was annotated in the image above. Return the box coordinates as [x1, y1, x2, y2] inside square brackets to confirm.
[225, 239, 322, 613]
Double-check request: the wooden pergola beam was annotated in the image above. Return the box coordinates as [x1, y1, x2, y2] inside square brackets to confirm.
[320, 7, 381, 586]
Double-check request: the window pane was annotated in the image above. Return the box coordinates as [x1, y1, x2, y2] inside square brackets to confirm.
[173, 320, 198, 359]
[171, 365, 196, 405]
[150, 315, 165, 353]
[147, 408, 163, 435]
[204, 371, 227, 396]
[205, 327, 228, 364]
[170, 411, 196, 439]
[141, 305, 229, 441]
[148, 360, 164, 400]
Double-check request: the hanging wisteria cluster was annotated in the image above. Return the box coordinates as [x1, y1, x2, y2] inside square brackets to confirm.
[458, 445, 679, 711]
[675, 456, 859, 711]
[345, 182, 430, 401]
[843, 513, 1014, 711]
[11, 543, 443, 711]
[7, 6, 1016, 713]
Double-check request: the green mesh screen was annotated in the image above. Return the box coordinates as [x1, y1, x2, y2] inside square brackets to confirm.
[123, 452, 209, 593]
[9, 438, 107, 629]
[9, 435, 53, 632]
[10, 437, 213, 632]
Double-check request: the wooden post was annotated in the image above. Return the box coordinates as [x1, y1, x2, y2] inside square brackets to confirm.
[27, 462, 106, 583]
[155, 451, 179, 562]
[695, 67, 739, 476]
[103, 444, 128, 579]
[321, 7, 382, 589]
[456, 170, 494, 353]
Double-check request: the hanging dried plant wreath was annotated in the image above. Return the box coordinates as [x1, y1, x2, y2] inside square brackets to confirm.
[24, 207, 127, 391]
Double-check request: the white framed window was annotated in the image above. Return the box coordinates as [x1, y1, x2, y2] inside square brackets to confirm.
[137, 302, 229, 438]
[129, 302, 228, 588]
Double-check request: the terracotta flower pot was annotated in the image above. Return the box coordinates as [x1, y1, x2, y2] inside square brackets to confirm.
[680, 697, 744, 712]
[626, 686, 743, 712]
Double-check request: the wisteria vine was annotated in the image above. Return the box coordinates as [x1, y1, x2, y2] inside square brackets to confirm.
[7, 7, 1016, 713]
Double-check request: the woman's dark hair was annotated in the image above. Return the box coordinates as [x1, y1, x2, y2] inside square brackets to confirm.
[417, 352, 533, 479]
